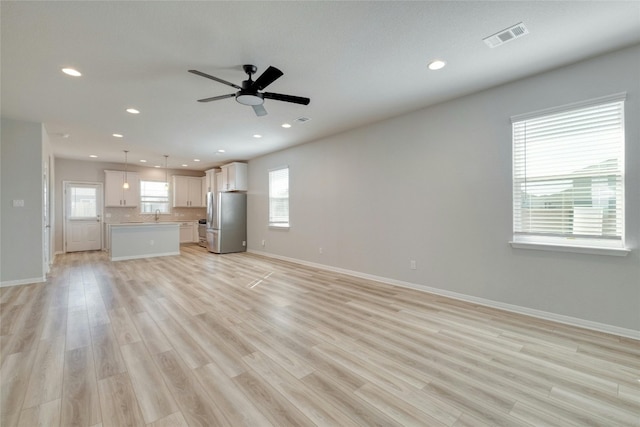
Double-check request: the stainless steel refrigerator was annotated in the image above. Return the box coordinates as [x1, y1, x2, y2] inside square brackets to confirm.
[206, 192, 247, 254]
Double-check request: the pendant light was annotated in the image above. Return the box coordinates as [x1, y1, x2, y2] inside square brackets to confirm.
[164, 155, 169, 189]
[123, 150, 130, 189]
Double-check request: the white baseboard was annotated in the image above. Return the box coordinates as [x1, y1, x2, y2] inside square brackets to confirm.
[0, 276, 46, 288]
[248, 249, 640, 340]
[110, 251, 180, 262]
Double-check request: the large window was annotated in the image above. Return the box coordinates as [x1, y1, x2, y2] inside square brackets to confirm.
[269, 167, 289, 228]
[140, 180, 170, 214]
[511, 93, 626, 254]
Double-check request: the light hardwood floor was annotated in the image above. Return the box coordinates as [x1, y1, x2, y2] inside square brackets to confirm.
[1, 245, 639, 426]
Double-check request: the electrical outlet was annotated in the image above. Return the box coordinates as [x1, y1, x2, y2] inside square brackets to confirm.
[150, 240, 155, 246]
[319, 247, 323, 254]
[410, 260, 417, 270]
[242, 241, 246, 247]
[261, 240, 266, 246]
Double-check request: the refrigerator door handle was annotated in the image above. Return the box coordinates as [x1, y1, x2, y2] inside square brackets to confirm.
[206, 192, 214, 228]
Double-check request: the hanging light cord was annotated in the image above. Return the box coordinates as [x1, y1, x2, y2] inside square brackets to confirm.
[123, 150, 130, 189]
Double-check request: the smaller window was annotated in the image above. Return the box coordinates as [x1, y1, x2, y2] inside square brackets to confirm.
[69, 186, 97, 218]
[140, 180, 170, 214]
[269, 167, 289, 228]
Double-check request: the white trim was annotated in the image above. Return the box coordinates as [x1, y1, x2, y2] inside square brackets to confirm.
[110, 251, 180, 262]
[248, 249, 640, 340]
[63, 180, 104, 253]
[510, 241, 630, 256]
[1, 276, 46, 287]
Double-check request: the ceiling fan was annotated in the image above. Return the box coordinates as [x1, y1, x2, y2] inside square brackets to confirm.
[188, 65, 310, 116]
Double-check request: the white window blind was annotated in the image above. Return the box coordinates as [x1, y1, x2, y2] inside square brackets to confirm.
[512, 94, 625, 250]
[140, 180, 170, 214]
[269, 167, 289, 227]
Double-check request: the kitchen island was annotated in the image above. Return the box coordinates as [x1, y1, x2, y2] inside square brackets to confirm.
[109, 222, 180, 261]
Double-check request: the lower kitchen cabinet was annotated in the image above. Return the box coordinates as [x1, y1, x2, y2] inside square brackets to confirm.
[179, 221, 198, 243]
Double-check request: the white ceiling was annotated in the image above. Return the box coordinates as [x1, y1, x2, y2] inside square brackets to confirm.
[2, 1, 639, 171]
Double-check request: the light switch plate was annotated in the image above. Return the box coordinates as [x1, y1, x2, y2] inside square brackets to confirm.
[12, 199, 24, 207]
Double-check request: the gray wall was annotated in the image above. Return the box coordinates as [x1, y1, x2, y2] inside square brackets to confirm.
[248, 45, 640, 332]
[0, 118, 45, 284]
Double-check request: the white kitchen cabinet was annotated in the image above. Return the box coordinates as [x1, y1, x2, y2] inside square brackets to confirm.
[179, 221, 195, 243]
[205, 169, 218, 193]
[220, 162, 248, 192]
[104, 170, 140, 207]
[172, 176, 204, 207]
[216, 172, 223, 193]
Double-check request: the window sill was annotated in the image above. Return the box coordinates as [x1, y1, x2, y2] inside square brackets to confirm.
[509, 241, 630, 256]
[269, 224, 290, 230]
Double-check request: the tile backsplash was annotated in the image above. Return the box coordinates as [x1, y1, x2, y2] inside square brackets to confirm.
[105, 207, 206, 224]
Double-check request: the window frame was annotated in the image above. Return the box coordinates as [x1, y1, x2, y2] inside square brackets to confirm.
[510, 93, 629, 256]
[268, 166, 290, 229]
[139, 179, 171, 215]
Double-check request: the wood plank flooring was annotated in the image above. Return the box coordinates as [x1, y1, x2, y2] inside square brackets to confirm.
[1, 246, 639, 426]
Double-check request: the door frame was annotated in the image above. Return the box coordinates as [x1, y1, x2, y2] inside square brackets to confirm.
[43, 154, 52, 274]
[62, 180, 104, 253]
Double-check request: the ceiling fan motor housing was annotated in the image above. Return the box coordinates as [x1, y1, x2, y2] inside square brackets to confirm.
[236, 76, 264, 105]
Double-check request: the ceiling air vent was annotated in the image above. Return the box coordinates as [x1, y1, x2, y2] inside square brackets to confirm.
[294, 116, 311, 123]
[483, 22, 529, 48]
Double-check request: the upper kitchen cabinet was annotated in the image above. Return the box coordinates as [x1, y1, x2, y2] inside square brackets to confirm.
[220, 162, 248, 192]
[173, 175, 204, 207]
[204, 168, 218, 193]
[105, 170, 140, 207]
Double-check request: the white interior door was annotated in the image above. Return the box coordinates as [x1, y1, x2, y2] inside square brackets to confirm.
[65, 182, 103, 252]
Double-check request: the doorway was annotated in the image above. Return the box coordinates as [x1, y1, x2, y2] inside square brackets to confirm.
[64, 182, 103, 252]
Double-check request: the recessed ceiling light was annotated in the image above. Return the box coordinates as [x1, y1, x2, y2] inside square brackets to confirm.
[62, 68, 82, 77]
[139, 159, 147, 163]
[193, 159, 200, 162]
[182, 164, 188, 167]
[89, 154, 98, 158]
[217, 149, 226, 153]
[112, 133, 123, 138]
[253, 134, 262, 138]
[154, 165, 161, 168]
[428, 59, 446, 71]
[126, 108, 140, 114]
[281, 123, 291, 128]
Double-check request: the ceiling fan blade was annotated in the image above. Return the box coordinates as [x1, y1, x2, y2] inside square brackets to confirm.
[188, 70, 241, 90]
[252, 66, 283, 91]
[197, 94, 235, 102]
[263, 92, 310, 105]
[252, 104, 268, 116]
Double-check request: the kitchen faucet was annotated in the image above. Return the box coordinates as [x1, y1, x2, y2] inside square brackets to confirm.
[155, 209, 160, 222]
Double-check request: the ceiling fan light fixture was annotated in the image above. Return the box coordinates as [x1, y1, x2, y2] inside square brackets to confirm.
[236, 93, 264, 106]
